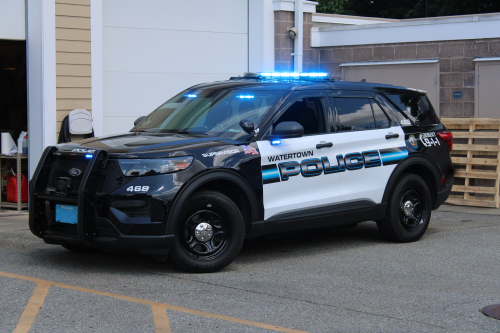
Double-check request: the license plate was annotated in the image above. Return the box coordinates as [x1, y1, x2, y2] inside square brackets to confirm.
[55, 205, 78, 224]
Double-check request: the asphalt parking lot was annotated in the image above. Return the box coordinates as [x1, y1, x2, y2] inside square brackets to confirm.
[1, 206, 500, 333]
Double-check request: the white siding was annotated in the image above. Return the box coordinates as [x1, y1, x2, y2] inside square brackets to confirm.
[102, 0, 249, 135]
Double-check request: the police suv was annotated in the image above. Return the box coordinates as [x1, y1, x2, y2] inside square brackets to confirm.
[29, 72, 454, 272]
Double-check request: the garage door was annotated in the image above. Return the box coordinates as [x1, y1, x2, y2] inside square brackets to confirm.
[102, 0, 249, 135]
[342, 61, 439, 115]
[476, 60, 500, 119]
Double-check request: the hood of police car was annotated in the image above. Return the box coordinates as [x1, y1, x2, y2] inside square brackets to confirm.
[56, 132, 238, 155]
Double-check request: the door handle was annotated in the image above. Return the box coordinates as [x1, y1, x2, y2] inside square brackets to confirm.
[316, 142, 333, 149]
[385, 133, 399, 139]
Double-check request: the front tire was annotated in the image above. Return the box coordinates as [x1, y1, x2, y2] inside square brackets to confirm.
[170, 190, 245, 273]
[377, 174, 431, 242]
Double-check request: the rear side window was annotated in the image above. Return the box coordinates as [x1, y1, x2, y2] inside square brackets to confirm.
[385, 94, 439, 126]
[371, 100, 391, 129]
[333, 98, 391, 132]
[334, 98, 375, 131]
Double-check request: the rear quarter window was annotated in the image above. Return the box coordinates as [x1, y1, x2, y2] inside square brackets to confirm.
[385, 94, 439, 126]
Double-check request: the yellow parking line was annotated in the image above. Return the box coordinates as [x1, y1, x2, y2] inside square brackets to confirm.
[1, 271, 308, 333]
[152, 305, 171, 333]
[13, 282, 50, 333]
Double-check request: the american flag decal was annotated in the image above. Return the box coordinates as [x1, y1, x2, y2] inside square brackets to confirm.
[241, 145, 259, 155]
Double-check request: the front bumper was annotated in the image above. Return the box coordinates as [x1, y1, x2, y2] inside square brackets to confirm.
[29, 147, 174, 254]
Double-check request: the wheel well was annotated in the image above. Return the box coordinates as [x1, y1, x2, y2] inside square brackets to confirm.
[196, 180, 252, 233]
[397, 165, 438, 206]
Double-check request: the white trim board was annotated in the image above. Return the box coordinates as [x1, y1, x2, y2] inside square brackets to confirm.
[312, 14, 397, 26]
[26, 0, 57, 179]
[91, 0, 104, 136]
[340, 60, 439, 67]
[474, 57, 500, 62]
[312, 13, 500, 47]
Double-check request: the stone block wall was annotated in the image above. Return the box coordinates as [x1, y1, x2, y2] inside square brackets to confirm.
[274, 12, 319, 72]
[273, 12, 500, 117]
[314, 39, 500, 117]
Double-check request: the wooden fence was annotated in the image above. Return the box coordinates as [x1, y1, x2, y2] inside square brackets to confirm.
[441, 118, 500, 208]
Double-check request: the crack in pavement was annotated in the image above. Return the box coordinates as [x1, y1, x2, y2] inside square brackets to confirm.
[161, 273, 448, 330]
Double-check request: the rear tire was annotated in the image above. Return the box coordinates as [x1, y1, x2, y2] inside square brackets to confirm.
[61, 244, 104, 253]
[170, 190, 245, 273]
[377, 174, 431, 242]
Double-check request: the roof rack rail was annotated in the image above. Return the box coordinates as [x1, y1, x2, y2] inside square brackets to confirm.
[229, 72, 334, 82]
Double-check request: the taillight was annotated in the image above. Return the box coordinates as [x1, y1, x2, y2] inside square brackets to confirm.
[437, 131, 453, 152]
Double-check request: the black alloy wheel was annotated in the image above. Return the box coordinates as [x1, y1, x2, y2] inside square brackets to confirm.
[399, 188, 425, 232]
[377, 174, 431, 242]
[181, 210, 230, 260]
[170, 190, 245, 273]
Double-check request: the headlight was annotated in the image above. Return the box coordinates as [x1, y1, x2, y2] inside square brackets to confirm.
[118, 156, 194, 176]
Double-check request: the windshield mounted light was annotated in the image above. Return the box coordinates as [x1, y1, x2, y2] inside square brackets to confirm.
[118, 156, 194, 177]
[236, 95, 254, 99]
[184, 94, 197, 98]
[85, 154, 93, 158]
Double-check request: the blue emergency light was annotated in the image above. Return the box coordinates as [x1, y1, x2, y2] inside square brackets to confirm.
[271, 139, 281, 146]
[259, 72, 328, 78]
[184, 94, 197, 98]
[237, 95, 254, 99]
[85, 154, 93, 158]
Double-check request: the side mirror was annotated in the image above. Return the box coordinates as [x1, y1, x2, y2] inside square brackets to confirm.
[267, 121, 303, 140]
[239, 119, 255, 135]
[134, 116, 146, 126]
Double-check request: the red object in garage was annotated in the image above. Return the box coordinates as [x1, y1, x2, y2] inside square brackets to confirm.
[6, 173, 28, 203]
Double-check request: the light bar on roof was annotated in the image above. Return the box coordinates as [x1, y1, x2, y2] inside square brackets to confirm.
[259, 72, 328, 78]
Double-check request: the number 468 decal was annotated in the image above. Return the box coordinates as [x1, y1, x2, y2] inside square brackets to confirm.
[127, 186, 149, 192]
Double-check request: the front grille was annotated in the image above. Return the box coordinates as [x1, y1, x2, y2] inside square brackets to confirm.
[97, 160, 136, 194]
[47, 156, 90, 192]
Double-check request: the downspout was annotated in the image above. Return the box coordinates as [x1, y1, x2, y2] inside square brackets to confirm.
[293, 0, 303, 72]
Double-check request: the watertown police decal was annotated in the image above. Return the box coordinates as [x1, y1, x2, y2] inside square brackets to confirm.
[267, 150, 313, 162]
[262, 147, 408, 184]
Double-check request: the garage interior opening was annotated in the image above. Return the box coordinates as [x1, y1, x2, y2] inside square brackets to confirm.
[0, 40, 27, 143]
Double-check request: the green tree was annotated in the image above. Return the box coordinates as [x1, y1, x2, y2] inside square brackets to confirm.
[316, 0, 347, 14]
[317, 0, 500, 18]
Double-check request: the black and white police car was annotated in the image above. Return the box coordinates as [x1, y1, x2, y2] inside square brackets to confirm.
[29, 72, 454, 272]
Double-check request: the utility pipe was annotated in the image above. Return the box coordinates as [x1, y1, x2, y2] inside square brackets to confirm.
[293, 0, 303, 72]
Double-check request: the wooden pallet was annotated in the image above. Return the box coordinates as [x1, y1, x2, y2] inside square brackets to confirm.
[440, 118, 500, 208]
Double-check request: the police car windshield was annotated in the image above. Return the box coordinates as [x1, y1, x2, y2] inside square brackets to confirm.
[132, 89, 284, 140]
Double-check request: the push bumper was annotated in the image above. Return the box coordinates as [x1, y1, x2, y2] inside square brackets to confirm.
[29, 147, 174, 255]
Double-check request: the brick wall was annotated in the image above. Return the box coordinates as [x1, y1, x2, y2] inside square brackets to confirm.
[315, 39, 500, 117]
[274, 12, 319, 72]
[273, 13, 500, 118]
